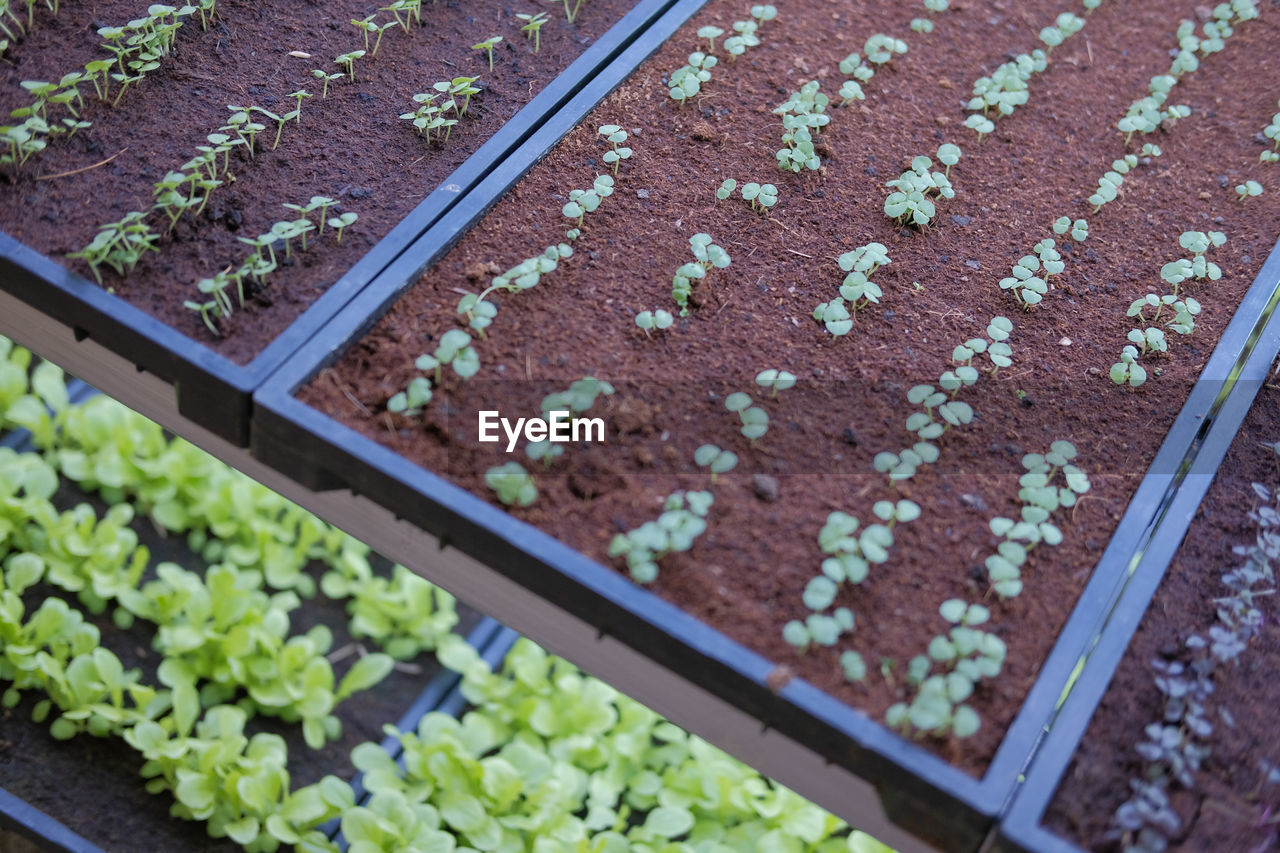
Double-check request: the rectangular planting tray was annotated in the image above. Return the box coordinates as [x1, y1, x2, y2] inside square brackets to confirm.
[0, 0, 676, 449]
[993, 245, 1280, 852]
[0, 375, 510, 852]
[247, 0, 1280, 844]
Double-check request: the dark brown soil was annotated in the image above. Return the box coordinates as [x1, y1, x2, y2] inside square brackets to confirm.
[0, 465, 482, 851]
[300, 0, 1280, 776]
[0, 0, 638, 365]
[1044, 371, 1280, 851]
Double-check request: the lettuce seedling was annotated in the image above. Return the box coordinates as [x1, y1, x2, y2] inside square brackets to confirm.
[609, 490, 713, 583]
[725, 391, 769, 441]
[884, 147, 960, 227]
[562, 173, 615, 230]
[755, 368, 796, 396]
[672, 233, 730, 315]
[864, 33, 907, 64]
[751, 4, 777, 27]
[965, 113, 994, 141]
[485, 462, 537, 507]
[387, 376, 432, 416]
[837, 79, 865, 106]
[1110, 345, 1147, 387]
[698, 25, 723, 52]
[635, 309, 674, 335]
[668, 52, 717, 103]
[472, 35, 502, 71]
[740, 181, 778, 212]
[715, 178, 736, 200]
[694, 444, 737, 480]
[1236, 179, 1263, 200]
[1053, 215, 1089, 241]
[597, 124, 632, 174]
[457, 244, 573, 333]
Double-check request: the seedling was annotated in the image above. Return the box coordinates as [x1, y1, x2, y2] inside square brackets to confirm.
[387, 376, 432, 416]
[716, 178, 737, 200]
[694, 444, 737, 481]
[750, 4, 777, 28]
[1052, 215, 1089, 241]
[1110, 344, 1147, 387]
[250, 104, 299, 149]
[413, 329, 481, 383]
[740, 181, 777, 212]
[457, 243, 573, 333]
[327, 211, 358, 243]
[68, 212, 159, 284]
[485, 462, 537, 507]
[433, 76, 481, 116]
[596, 124, 632, 174]
[910, 18, 933, 33]
[635, 309, 674, 335]
[755, 368, 796, 396]
[335, 49, 366, 82]
[837, 79, 865, 106]
[884, 146, 960, 227]
[472, 35, 502, 71]
[968, 50, 1044, 118]
[725, 391, 769, 441]
[936, 142, 961, 175]
[965, 113, 994, 141]
[668, 51, 716, 103]
[698, 25, 723, 52]
[517, 12, 548, 52]
[312, 68, 343, 98]
[864, 33, 907, 64]
[1236, 179, 1263, 200]
[554, 0, 586, 23]
[608, 490, 713, 583]
[380, 0, 422, 31]
[672, 233, 730, 315]
[562, 174, 614, 228]
[288, 88, 311, 121]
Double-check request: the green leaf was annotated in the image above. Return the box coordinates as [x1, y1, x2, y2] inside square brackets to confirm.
[643, 805, 694, 838]
[336, 653, 394, 700]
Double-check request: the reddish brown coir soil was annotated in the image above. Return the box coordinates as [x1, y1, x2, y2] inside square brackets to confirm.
[1044, 370, 1280, 851]
[0, 466, 482, 851]
[0, 0, 637, 365]
[300, 0, 1280, 775]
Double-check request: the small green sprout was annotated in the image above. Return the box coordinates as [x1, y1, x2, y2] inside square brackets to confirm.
[250, 105, 298, 150]
[694, 444, 738, 481]
[597, 124, 632, 174]
[668, 51, 717, 103]
[716, 178, 737, 200]
[562, 174, 614, 229]
[936, 142, 961, 175]
[884, 147, 959, 227]
[911, 18, 933, 33]
[1236, 179, 1263, 200]
[608, 491, 713, 583]
[841, 651, 867, 683]
[1052, 215, 1089, 241]
[698, 25, 724, 52]
[755, 369, 796, 396]
[837, 79, 865, 106]
[388, 376, 432, 416]
[485, 462, 537, 507]
[725, 391, 769, 441]
[965, 113, 994, 141]
[312, 68, 343, 98]
[672, 233, 730, 316]
[288, 89, 311, 121]
[414, 329, 480, 383]
[327, 211, 358, 243]
[1110, 345, 1147, 387]
[472, 36, 502, 71]
[635, 309, 674, 335]
[863, 33, 907, 64]
[334, 50, 366, 82]
[750, 4, 777, 28]
[740, 181, 778, 213]
[517, 12, 548, 52]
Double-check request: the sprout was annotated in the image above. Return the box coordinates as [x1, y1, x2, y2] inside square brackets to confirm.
[596, 124, 632, 174]
[694, 444, 738, 480]
[485, 462, 538, 507]
[516, 12, 549, 52]
[725, 391, 769, 442]
[609, 491, 713, 584]
[334, 49, 366, 82]
[312, 68, 343, 99]
[755, 369, 796, 396]
[1110, 345, 1147, 387]
[1052, 215, 1089, 242]
[472, 36, 503, 71]
[697, 25, 724, 52]
[672, 233, 730, 316]
[327, 211, 358, 243]
[1236, 179, 1263, 200]
[740, 181, 778, 212]
[715, 178, 737, 200]
[635, 309, 674, 335]
[936, 142, 961, 175]
[964, 113, 993, 142]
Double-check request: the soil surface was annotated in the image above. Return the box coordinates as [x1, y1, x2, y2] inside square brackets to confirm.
[0, 454, 482, 851]
[0, 0, 638, 365]
[1045, 369, 1280, 851]
[301, 0, 1280, 776]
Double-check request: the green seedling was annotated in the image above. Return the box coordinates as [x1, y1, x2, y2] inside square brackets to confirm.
[750, 4, 777, 28]
[1052, 215, 1089, 241]
[596, 124, 632, 173]
[562, 174, 614, 228]
[716, 178, 737, 200]
[380, 0, 422, 31]
[1236, 179, 1263, 200]
[672, 233, 730, 315]
[288, 88, 311, 121]
[485, 462, 537, 507]
[327, 211, 358, 243]
[250, 105, 299, 149]
[725, 391, 769, 442]
[457, 244, 573, 333]
[433, 76, 480, 116]
[472, 35, 502, 71]
[740, 181, 777, 212]
[838, 79, 865, 106]
[774, 80, 828, 173]
[863, 33, 906, 64]
[755, 368, 796, 396]
[911, 18, 933, 33]
[335, 49, 366, 82]
[668, 51, 716, 103]
[312, 68, 343, 98]
[68, 211, 159, 284]
[884, 146, 960, 227]
[517, 12, 548, 52]
[387, 376, 432, 416]
[698, 25, 723, 52]
[635, 309, 674, 335]
[609, 490, 712, 583]
[415, 329, 481, 383]
[964, 113, 994, 142]
[694, 444, 737, 481]
[1110, 344, 1147, 387]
